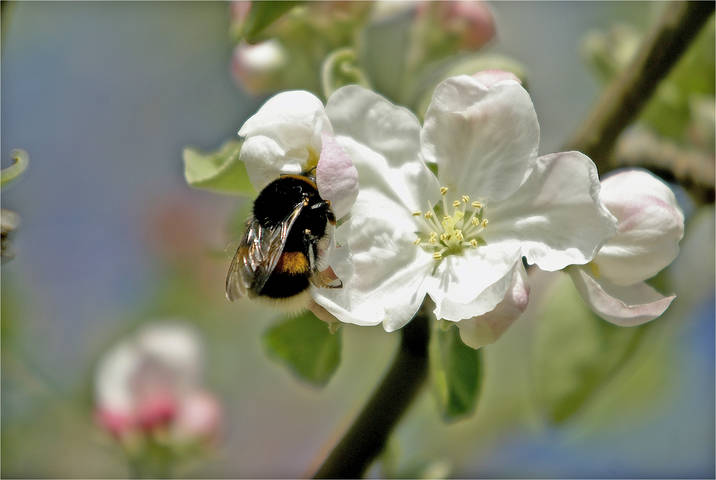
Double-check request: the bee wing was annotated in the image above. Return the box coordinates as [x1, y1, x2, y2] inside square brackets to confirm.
[225, 201, 305, 301]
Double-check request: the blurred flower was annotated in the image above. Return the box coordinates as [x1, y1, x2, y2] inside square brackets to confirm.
[1, 208, 20, 263]
[312, 73, 617, 335]
[568, 169, 684, 326]
[238, 90, 359, 219]
[419, 0, 496, 50]
[94, 322, 221, 443]
[231, 40, 287, 95]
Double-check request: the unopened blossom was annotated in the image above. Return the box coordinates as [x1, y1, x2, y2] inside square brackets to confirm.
[94, 322, 221, 442]
[238, 90, 360, 219]
[310, 73, 617, 340]
[231, 40, 287, 96]
[419, 1, 496, 50]
[568, 169, 684, 326]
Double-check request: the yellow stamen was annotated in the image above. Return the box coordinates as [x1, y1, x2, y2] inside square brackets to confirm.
[470, 239, 478, 247]
[461, 195, 470, 203]
[481, 218, 489, 227]
[412, 211, 422, 216]
[452, 200, 461, 207]
[440, 186, 449, 195]
[413, 237, 422, 245]
[471, 201, 482, 209]
[471, 217, 480, 226]
[433, 252, 443, 260]
[424, 211, 433, 219]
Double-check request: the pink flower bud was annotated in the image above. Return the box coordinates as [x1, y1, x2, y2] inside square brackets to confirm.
[422, 1, 496, 50]
[95, 408, 134, 438]
[472, 69, 522, 88]
[136, 391, 178, 431]
[174, 391, 222, 441]
[231, 40, 286, 95]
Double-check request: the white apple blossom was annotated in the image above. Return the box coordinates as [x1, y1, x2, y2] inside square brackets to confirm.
[567, 169, 684, 326]
[94, 322, 221, 442]
[238, 90, 359, 219]
[310, 74, 618, 336]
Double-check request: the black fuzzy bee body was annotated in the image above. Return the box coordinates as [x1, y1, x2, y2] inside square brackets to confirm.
[226, 175, 341, 308]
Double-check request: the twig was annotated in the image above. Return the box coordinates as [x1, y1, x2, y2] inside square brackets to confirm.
[313, 308, 430, 478]
[565, 1, 714, 168]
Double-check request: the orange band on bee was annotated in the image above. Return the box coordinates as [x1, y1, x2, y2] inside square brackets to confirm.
[275, 251, 310, 275]
[279, 174, 318, 189]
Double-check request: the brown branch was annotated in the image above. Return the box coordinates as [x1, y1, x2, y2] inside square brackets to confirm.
[565, 1, 714, 169]
[313, 309, 430, 478]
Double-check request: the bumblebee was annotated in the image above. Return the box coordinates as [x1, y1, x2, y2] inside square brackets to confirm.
[225, 174, 342, 309]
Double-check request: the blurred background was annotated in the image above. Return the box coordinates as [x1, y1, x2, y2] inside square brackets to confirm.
[2, 1, 713, 477]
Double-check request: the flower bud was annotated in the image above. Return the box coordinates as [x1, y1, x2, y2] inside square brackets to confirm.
[421, 1, 496, 50]
[231, 40, 287, 95]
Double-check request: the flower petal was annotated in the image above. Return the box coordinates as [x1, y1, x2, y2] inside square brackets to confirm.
[457, 263, 529, 349]
[485, 151, 618, 271]
[422, 75, 539, 202]
[326, 85, 440, 211]
[594, 169, 685, 285]
[238, 91, 332, 188]
[428, 244, 522, 321]
[568, 267, 676, 326]
[316, 133, 359, 219]
[311, 189, 433, 331]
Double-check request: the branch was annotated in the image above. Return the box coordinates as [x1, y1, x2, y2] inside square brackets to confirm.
[565, 1, 714, 168]
[313, 308, 430, 478]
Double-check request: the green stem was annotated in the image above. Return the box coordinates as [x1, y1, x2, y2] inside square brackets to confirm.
[1, 149, 30, 187]
[565, 1, 714, 168]
[313, 308, 430, 478]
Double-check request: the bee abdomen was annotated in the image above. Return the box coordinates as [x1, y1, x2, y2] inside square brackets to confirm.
[258, 251, 311, 299]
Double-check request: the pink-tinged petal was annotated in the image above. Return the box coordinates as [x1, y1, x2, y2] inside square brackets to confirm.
[95, 408, 135, 438]
[568, 267, 676, 326]
[428, 246, 522, 321]
[231, 40, 286, 95]
[316, 133, 358, 219]
[485, 151, 618, 271]
[423, 75, 539, 203]
[326, 85, 440, 212]
[174, 391, 222, 441]
[136, 391, 178, 431]
[457, 264, 530, 349]
[472, 69, 522, 87]
[418, 1, 495, 50]
[595, 169, 685, 285]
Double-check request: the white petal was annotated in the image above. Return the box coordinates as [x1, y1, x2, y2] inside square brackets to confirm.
[457, 263, 530, 349]
[316, 133, 358, 219]
[326, 85, 440, 211]
[312, 188, 433, 331]
[594, 169, 685, 285]
[428, 244, 522, 321]
[422, 75, 539, 202]
[485, 151, 618, 271]
[238, 90, 331, 151]
[95, 340, 140, 415]
[238, 91, 332, 189]
[239, 135, 303, 190]
[568, 267, 676, 326]
[472, 69, 522, 88]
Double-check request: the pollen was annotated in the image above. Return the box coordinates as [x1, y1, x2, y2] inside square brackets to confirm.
[412, 188, 489, 261]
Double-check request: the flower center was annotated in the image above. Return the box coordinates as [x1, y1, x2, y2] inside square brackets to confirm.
[412, 186, 488, 260]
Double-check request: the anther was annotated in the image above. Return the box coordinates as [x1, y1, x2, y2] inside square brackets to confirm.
[413, 237, 422, 245]
[452, 200, 461, 207]
[455, 230, 464, 241]
[440, 186, 449, 196]
[424, 211, 433, 219]
[471, 201, 482, 208]
[470, 239, 478, 247]
[482, 218, 489, 227]
[461, 195, 470, 203]
[412, 211, 422, 216]
[471, 217, 480, 226]
[433, 252, 443, 260]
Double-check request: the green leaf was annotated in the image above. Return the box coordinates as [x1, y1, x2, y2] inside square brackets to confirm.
[241, 1, 302, 44]
[429, 322, 483, 421]
[321, 48, 371, 99]
[182, 140, 254, 196]
[263, 311, 341, 386]
[532, 274, 650, 424]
